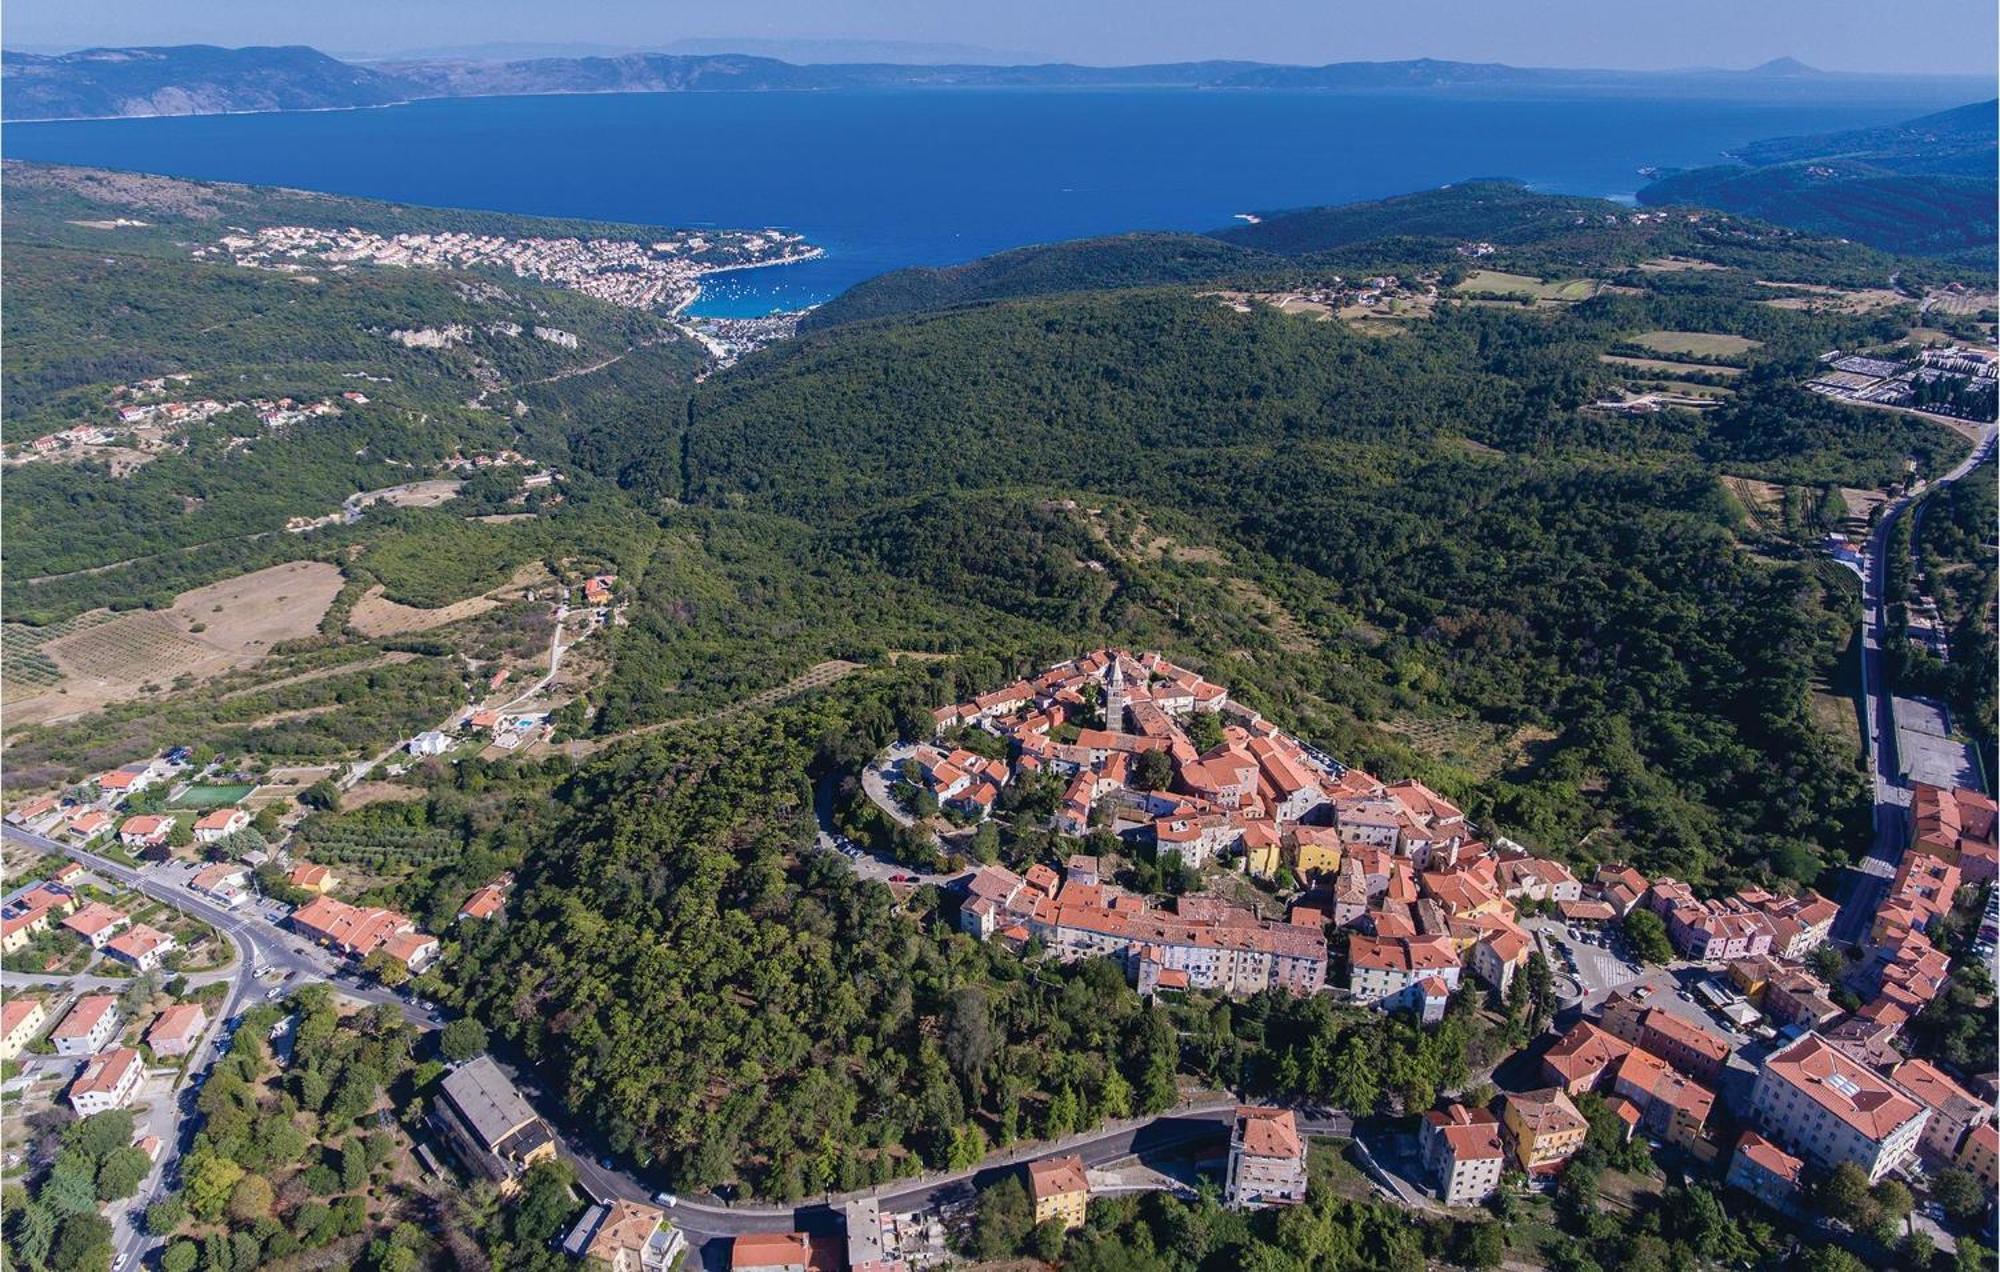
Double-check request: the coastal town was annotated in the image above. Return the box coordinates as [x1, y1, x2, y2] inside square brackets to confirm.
[197, 223, 822, 315]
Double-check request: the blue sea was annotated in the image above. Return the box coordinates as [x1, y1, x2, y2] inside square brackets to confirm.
[4, 84, 1980, 315]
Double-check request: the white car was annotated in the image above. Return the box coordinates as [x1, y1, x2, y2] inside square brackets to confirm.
[653, 1192, 678, 1208]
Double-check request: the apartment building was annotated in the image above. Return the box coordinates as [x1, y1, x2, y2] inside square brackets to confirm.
[50, 995, 121, 1056]
[1225, 1106, 1307, 1208]
[1503, 1088, 1588, 1173]
[1724, 1132, 1805, 1215]
[1598, 995, 1730, 1084]
[0, 997, 48, 1060]
[1888, 1058, 1991, 1160]
[1028, 1154, 1090, 1230]
[1421, 1104, 1507, 1205]
[69, 1047, 144, 1115]
[1749, 1033, 1929, 1183]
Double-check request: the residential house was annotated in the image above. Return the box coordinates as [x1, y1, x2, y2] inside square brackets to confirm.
[1421, 1104, 1507, 1205]
[1, 997, 49, 1059]
[62, 902, 130, 949]
[1348, 934, 1460, 1009]
[105, 923, 176, 972]
[290, 895, 432, 966]
[561, 1199, 682, 1271]
[1610, 1049, 1717, 1156]
[66, 810, 113, 842]
[190, 863, 250, 904]
[1470, 924, 1533, 997]
[409, 730, 452, 757]
[1591, 865, 1650, 917]
[1750, 1033, 1929, 1183]
[1725, 1132, 1805, 1215]
[95, 765, 157, 795]
[459, 877, 511, 922]
[1500, 857, 1581, 904]
[1888, 1058, 1990, 1160]
[287, 862, 337, 893]
[729, 1233, 812, 1272]
[434, 1055, 558, 1190]
[192, 808, 251, 844]
[69, 1047, 144, 1115]
[1502, 1088, 1589, 1173]
[50, 995, 121, 1055]
[118, 815, 176, 849]
[1225, 1106, 1307, 1208]
[1541, 1021, 1633, 1095]
[1028, 1154, 1091, 1230]
[1907, 783, 2000, 883]
[146, 1003, 209, 1057]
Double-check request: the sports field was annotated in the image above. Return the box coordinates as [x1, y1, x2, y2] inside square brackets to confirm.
[173, 782, 258, 808]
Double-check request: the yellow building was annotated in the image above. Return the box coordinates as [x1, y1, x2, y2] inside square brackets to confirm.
[1289, 827, 1343, 880]
[1028, 1154, 1090, 1230]
[0, 997, 48, 1060]
[1503, 1087, 1589, 1173]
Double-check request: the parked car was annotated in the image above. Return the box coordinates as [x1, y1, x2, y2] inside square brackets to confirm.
[653, 1192, 678, 1208]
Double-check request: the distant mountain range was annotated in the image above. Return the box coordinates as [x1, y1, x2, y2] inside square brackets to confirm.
[2, 42, 1982, 122]
[1638, 99, 1997, 257]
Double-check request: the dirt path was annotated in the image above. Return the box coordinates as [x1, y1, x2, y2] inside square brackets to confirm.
[558, 659, 864, 758]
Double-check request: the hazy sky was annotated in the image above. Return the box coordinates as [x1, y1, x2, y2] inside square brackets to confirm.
[8, 0, 1997, 75]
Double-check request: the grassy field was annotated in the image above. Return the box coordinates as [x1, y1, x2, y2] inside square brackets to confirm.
[1455, 270, 1600, 303]
[171, 782, 257, 808]
[1631, 330, 1762, 360]
[8, 562, 344, 728]
[1599, 354, 1743, 377]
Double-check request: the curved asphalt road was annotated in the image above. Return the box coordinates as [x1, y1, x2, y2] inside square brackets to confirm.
[6, 827, 1344, 1266]
[1832, 420, 1996, 944]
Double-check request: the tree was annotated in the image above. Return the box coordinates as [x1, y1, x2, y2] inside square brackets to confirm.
[228, 1172, 276, 1223]
[1901, 1230, 1935, 1270]
[362, 949, 410, 987]
[1028, 1217, 1069, 1261]
[972, 1175, 1033, 1259]
[161, 1240, 199, 1272]
[1871, 1177, 1913, 1224]
[253, 805, 283, 836]
[11, 1201, 56, 1268]
[439, 1017, 489, 1062]
[1449, 1220, 1506, 1269]
[1133, 750, 1174, 791]
[1807, 943, 1845, 984]
[1932, 1167, 1987, 1223]
[300, 779, 342, 812]
[1814, 1161, 1879, 1232]
[1623, 909, 1673, 964]
[64, 1110, 137, 1160]
[146, 1194, 188, 1236]
[50, 1212, 113, 1272]
[95, 1146, 151, 1201]
[183, 1148, 244, 1220]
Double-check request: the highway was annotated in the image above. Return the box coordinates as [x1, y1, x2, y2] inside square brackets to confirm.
[1831, 421, 1995, 944]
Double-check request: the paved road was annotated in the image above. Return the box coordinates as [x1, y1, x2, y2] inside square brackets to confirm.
[1832, 422, 1996, 945]
[7, 825, 1252, 1266]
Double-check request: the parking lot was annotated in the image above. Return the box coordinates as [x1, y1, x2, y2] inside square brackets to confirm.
[1528, 917, 1644, 1000]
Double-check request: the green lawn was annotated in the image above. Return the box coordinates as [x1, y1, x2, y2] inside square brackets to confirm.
[171, 782, 257, 808]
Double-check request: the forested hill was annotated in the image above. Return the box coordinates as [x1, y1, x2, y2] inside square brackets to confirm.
[797, 233, 1277, 331]
[2, 45, 414, 120]
[1637, 99, 1998, 258]
[805, 180, 1971, 329]
[4, 42, 1985, 120]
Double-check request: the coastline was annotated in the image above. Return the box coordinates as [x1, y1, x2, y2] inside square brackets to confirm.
[676, 245, 828, 317]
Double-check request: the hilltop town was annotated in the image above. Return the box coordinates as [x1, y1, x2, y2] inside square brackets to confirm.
[857, 649, 2000, 1249]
